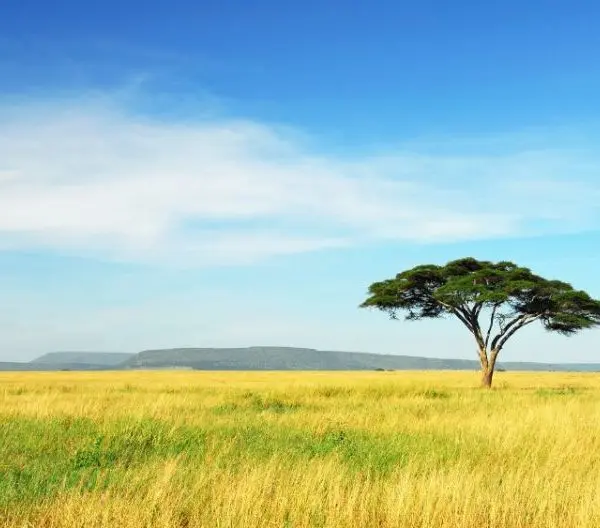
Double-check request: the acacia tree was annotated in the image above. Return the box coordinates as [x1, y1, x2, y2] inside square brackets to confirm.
[360, 258, 600, 387]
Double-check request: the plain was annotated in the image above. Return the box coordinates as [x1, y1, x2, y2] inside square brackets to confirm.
[1, 370, 599, 528]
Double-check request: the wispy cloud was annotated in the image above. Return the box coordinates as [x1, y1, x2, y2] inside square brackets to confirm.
[0, 94, 598, 265]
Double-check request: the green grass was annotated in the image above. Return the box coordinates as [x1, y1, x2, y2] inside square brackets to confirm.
[0, 412, 479, 511]
[1, 370, 600, 527]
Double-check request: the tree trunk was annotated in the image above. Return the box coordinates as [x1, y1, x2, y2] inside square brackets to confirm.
[480, 366, 494, 388]
[478, 346, 499, 388]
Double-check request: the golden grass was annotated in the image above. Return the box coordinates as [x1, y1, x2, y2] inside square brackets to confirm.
[1, 370, 600, 527]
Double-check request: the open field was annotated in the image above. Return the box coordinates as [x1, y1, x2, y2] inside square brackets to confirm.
[1, 370, 600, 528]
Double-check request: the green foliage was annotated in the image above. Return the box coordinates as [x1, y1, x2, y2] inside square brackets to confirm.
[362, 257, 600, 329]
[361, 257, 600, 336]
[360, 258, 600, 383]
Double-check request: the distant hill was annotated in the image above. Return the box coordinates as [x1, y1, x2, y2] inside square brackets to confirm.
[0, 362, 37, 371]
[499, 361, 600, 372]
[121, 347, 600, 372]
[1, 347, 599, 372]
[123, 346, 481, 371]
[0, 361, 113, 371]
[1, 352, 135, 371]
[31, 352, 135, 367]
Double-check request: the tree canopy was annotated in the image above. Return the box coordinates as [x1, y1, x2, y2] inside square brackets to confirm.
[360, 257, 600, 387]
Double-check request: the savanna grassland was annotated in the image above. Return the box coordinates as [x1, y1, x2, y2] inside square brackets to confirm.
[1, 371, 600, 528]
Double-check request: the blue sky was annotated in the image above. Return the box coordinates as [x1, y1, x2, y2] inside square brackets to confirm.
[1, 1, 599, 362]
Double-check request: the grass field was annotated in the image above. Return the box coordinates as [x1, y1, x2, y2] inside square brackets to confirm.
[1, 370, 600, 527]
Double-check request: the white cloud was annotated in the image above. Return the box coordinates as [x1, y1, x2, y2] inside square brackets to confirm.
[0, 95, 599, 265]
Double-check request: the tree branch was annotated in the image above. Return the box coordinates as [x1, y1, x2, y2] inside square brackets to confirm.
[488, 346, 501, 372]
[437, 300, 489, 353]
[494, 315, 540, 352]
[467, 309, 485, 350]
[456, 304, 486, 351]
[438, 301, 475, 333]
[474, 302, 484, 319]
[484, 304, 500, 349]
[490, 313, 532, 350]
